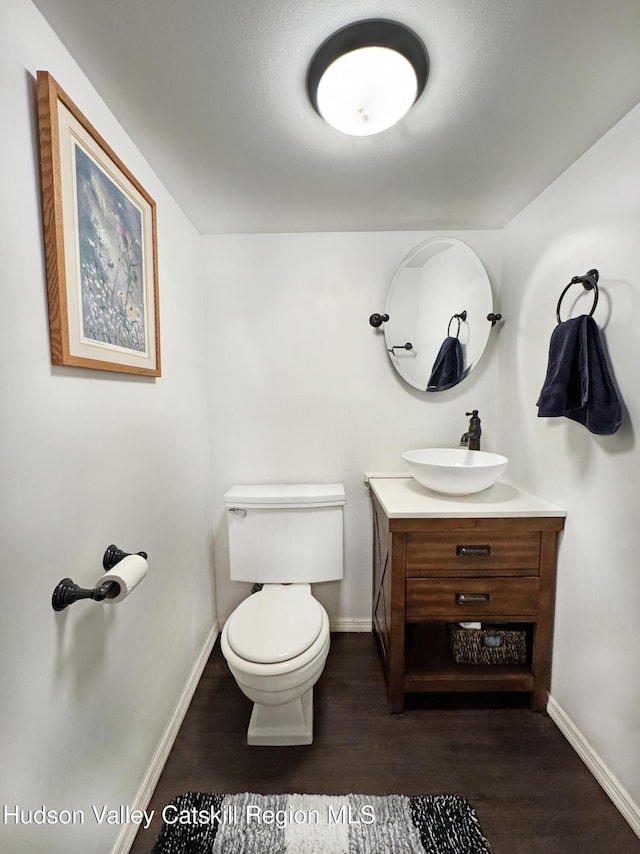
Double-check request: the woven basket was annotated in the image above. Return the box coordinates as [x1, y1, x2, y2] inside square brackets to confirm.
[448, 624, 527, 665]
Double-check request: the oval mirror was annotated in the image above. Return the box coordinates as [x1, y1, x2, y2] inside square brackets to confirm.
[383, 236, 494, 391]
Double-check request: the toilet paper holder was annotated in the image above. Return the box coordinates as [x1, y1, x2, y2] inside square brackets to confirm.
[51, 545, 147, 611]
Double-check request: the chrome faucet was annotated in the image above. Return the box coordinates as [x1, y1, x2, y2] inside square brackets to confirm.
[460, 410, 481, 451]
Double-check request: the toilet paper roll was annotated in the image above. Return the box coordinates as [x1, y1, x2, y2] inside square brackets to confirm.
[98, 554, 148, 604]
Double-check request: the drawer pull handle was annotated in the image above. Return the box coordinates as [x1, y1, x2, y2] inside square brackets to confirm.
[456, 592, 490, 605]
[456, 545, 491, 557]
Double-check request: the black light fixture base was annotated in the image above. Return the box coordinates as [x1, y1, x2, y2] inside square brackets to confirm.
[307, 19, 429, 117]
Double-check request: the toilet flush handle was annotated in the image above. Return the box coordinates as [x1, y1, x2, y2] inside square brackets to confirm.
[229, 508, 246, 517]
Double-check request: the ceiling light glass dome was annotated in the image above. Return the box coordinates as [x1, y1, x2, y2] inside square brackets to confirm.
[307, 20, 428, 137]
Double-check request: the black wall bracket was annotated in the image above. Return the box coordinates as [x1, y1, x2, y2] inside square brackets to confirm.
[369, 312, 389, 327]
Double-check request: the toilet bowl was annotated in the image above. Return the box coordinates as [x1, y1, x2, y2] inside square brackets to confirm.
[221, 584, 330, 745]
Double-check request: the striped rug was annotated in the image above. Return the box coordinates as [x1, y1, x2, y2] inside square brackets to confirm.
[152, 792, 491, 853]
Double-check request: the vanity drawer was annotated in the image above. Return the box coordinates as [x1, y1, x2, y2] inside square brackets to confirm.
[406, 531, 540, 576]
[406, 577, 539, 620]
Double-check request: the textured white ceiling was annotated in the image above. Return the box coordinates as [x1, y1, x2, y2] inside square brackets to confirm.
[33, 0, 640, 234]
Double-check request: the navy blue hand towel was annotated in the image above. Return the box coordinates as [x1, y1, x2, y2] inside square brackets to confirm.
[537, 315, 622, 434]
[427, 336, 464, 391]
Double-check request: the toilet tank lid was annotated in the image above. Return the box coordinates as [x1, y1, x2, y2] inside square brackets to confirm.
[224, 483, 345, 509]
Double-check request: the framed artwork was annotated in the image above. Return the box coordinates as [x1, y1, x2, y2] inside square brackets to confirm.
[36, 71, 161, 376]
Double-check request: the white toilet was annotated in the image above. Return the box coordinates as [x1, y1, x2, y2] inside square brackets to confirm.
[220, 483, 345, 746]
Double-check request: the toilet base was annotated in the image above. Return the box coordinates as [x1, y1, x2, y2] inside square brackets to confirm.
[247, 688, 313, 746]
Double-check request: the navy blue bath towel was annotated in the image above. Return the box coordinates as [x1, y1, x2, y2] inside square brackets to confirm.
[427, 336, 464, 391]
[537, 315, 622, 434]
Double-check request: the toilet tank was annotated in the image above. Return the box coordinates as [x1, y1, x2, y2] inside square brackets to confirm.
[224, 484, 345, 583]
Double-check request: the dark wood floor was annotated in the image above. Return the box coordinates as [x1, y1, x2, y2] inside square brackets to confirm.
[130, 633, 639, 853]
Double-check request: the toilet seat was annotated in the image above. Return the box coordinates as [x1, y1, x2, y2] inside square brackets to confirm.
[225, 585, 324, 664]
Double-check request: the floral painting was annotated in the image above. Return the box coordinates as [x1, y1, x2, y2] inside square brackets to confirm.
[75, 143, 147, 354]
[37, 70, 160, 376]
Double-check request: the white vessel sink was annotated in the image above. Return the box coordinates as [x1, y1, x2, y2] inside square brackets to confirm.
[402, 448, 509, 496]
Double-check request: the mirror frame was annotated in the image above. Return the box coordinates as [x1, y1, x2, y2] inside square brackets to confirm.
[383, 236, 494, 391]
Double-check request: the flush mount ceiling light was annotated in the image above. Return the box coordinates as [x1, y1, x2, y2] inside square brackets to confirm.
[307, 20, 428, 137]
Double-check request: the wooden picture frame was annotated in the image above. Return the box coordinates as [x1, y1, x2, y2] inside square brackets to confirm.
[37, 71, 161, 376]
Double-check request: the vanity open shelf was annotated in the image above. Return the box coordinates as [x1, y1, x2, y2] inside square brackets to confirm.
[404, 622, 534, 694]
[367, 476, 566, 713]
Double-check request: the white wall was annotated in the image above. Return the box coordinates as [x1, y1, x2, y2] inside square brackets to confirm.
[203, 231, 502, 625]
[0, 2, 216, 852]
[498, 102, 640, 813]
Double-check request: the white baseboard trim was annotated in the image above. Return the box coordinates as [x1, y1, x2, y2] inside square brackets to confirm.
[113, 621, 219, 854]
[330, 618, 372, 632]
[547, 695, 640, 838]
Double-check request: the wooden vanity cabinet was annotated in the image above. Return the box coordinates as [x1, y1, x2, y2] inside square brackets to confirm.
[371, 493, 565, 713]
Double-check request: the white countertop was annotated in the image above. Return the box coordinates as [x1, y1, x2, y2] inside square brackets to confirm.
[365, 474, 566, 519]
